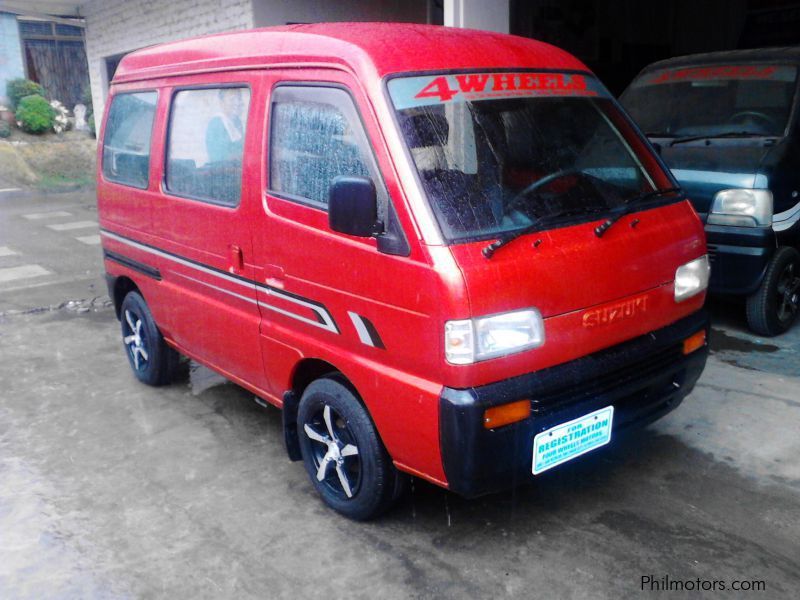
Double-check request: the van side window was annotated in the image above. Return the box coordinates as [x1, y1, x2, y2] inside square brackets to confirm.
[165, 87, 251, 207]
[102, 91, 157, 189]
[269, 86, 376, 209]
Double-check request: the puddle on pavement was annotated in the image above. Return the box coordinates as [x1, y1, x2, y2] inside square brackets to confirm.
[189, 361, 229, 396]
[709, 328, 779, 354]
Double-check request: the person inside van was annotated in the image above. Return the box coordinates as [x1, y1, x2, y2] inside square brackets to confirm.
[205, 88, 245, 163]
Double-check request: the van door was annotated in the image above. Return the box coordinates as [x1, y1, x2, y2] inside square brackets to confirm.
[250, 71, 448, 477]
[147, 74, 269, 393]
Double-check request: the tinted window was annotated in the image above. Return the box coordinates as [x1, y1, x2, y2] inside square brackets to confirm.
[102, 91, 157, 189]
[165, 87, 251, 206]
[269, 86, 374, 209]
[622, 64, 798, 138]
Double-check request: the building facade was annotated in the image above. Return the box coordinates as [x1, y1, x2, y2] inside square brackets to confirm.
[0, 12, 28, 105]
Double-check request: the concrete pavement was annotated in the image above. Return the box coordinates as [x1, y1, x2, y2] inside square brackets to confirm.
[0, 188, 106, 314]
[1, 190, 799, 599]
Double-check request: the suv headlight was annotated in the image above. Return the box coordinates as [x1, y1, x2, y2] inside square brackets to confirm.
[445, 309, 545, 364]
[707, 189, 772, 227]
[675, 255, 710, 302]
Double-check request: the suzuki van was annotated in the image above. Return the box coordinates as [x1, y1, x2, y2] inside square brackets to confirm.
[98, 23, 710, 520]
[622, 48, 800, 336]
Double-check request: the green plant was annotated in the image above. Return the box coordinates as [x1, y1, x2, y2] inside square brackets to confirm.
[87, 112, 96, 138]
[15, 95, 55, 134]
[6, 78, 45, 110]
[0, 120, 10, 138]
[80, 83, 93, 114]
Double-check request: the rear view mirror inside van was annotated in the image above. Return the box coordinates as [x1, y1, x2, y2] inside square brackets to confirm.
[329, 176, 378, 237]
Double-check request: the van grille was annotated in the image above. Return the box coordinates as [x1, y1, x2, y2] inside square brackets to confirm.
[530, 343, 684, 416]
[707, 244, 719, 264]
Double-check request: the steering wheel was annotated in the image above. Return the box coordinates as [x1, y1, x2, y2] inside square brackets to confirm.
[726, 110, 777, 131]
[507, 169, 583, 212]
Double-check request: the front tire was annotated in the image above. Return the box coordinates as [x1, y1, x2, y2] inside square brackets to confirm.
[297, 378, 402, 520]
[746, 246, 800, 336]
[120, 291, 178, 386]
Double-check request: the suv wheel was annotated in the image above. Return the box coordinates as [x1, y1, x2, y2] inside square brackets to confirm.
[746, 246, 800, 336]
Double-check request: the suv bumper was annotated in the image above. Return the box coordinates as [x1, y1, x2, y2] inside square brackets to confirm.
[439, 310, 709, 498]
[705, 224, 775, 295]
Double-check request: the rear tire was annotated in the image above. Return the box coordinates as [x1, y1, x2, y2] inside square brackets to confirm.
[746, 246, 800, 336]
[120, 291, 178, 386]
[297, 378, 401, 520]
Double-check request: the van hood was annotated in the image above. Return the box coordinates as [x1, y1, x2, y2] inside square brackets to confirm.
[449, 200, 705, 321]
[654, 140, 774, 217]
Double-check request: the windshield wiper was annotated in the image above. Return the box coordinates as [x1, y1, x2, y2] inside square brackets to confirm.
[669, 131, 766, 146]
[594, 187, 682, 238]
[482, 207, 601, 259]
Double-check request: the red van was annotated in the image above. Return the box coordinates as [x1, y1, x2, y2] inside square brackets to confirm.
[98, 23, 710, 519]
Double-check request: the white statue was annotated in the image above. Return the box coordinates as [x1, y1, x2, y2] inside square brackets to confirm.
[74, 103, 88, 131]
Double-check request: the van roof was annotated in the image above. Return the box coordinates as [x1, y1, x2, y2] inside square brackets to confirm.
[113, 22, 589, 84]
[639, 46, 800, 74]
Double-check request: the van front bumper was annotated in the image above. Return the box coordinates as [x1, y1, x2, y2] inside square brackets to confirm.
[705, 224, 775, 295]
[439, 310, 709, 498]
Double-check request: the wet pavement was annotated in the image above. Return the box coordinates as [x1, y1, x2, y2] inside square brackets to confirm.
[1, 191, 799, 599]
[707, 297, 800, 378]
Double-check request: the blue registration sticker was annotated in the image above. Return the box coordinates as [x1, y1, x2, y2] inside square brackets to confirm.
[532, 406, 614, 475]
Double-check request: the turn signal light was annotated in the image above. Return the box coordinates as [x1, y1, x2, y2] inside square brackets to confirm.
[682, 330, 706, 355]
[483, 399, 531, 429]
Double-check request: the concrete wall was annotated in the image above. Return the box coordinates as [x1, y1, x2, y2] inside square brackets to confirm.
[0, 12, 26, 106]
[81, 0, 255, 127]
[252, 0, 428, 27]
[444, 0, 508, 33]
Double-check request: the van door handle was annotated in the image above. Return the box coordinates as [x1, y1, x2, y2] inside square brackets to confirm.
[229, 244, 244, 273]
[264, 264, 285, 289]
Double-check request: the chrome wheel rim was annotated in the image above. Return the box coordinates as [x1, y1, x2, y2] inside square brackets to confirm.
[304, 404, 360, 499]
[122, 309, 149, 371]
[776, 261, 800, 325]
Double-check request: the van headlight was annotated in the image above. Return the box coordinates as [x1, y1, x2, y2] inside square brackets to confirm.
[445, 309, 545, 364]
[707, 189, 772, 227]
[675, 255, 710, 302]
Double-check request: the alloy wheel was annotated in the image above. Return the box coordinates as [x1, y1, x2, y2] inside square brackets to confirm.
[123, 309, 149, 371]
[303, 404, 361, 498]
[776, 261, 800, 325]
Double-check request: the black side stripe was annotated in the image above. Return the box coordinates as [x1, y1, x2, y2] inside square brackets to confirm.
[103, 249, 161, 280]
[348, 311, 386, 349]
[100, 228, 340, 334]
[360, 316, 385, 349]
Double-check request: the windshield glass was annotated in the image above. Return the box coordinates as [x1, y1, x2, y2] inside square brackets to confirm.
[622, 64, 798, 138]
[388, 72, 661, 242]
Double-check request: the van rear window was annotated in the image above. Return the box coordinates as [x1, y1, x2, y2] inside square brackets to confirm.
[102, 91, 157, 189]
[165, 87, 251, 207]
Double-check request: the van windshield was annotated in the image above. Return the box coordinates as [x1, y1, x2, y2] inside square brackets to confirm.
[388, 72, 660, 242]
[622, 64, 798, 139]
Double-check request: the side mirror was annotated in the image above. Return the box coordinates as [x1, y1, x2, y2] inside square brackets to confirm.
[329, 176, 378, 237]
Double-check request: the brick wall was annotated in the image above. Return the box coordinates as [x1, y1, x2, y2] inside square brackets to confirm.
[82, 0, 254, 127]
[82, 0, 432, 129]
